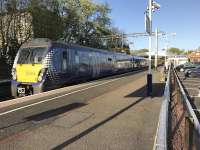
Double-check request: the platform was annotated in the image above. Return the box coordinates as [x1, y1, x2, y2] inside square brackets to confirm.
[0, 71, 164, 150]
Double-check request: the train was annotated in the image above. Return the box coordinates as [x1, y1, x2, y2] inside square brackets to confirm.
[11, 38, 147, 97]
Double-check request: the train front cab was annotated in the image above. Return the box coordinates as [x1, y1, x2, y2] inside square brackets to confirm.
[11, 46, 48, 97]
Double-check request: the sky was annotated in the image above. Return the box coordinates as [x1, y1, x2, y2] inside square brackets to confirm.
[94, 0, 200, 54]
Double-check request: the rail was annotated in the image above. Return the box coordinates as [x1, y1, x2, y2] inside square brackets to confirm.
[154, 65, 200, 150]
[172, 66, 200, 149]
[153, 65, 171, 150]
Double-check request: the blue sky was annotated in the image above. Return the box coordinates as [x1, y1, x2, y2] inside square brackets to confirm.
[94, 0, 200, 53]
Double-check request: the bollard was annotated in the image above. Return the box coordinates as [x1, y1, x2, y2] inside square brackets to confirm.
[147, 74, 152, 96]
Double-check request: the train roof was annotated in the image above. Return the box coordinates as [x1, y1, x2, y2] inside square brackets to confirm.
[21, 38, 132, 57]
[21, 38, 51, 48]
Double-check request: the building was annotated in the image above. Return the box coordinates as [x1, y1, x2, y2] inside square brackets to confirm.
[189, 51, 200, 62]
[167, 55, 188, 67]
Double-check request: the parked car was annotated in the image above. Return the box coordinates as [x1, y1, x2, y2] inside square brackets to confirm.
[185, 65, 200, 77]
[176, 62, 200, 72]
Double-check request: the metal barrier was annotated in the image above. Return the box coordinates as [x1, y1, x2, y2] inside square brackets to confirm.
[154, 65, 200, 150]
[153, 65, 171, 150]
[172, 67, 200, 149]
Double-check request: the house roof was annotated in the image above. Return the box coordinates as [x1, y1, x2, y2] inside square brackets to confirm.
[189, 51, 200, 58]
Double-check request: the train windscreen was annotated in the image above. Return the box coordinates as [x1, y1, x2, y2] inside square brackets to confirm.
[17, 47, 47, 64]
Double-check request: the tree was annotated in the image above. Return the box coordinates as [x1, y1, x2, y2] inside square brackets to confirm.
[29, 0, 64, 40]
[60, 0, 112, 48]
[0, 0, 131, 60]
[167, 47, 184, 55]
[0, 0, 32, 61]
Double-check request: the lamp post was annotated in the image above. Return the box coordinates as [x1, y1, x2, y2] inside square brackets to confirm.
[164, 33, 176, 70]
[145, 0, 160, 96]
[155, 28, 159, 70]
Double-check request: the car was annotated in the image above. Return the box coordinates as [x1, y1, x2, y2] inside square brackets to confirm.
[175, 64, 184, 72]
[185, 65, 200, 77]
[176, 62, 200, 72]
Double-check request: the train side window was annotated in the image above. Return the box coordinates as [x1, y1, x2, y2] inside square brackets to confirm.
[62, 51, 68, 72]
[53, 51, 61, 71]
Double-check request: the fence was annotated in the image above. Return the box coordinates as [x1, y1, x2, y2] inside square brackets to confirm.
[154, 65, 200, 150]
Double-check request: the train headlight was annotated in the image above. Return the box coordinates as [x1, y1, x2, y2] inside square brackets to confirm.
[12, 68, 17, 80]
[38, 68, 47, 82]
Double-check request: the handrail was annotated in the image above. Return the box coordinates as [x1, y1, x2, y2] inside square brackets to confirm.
[154, 65, 200, 150]
[173, 67, 200, 137]
[153, 65, 171, 150]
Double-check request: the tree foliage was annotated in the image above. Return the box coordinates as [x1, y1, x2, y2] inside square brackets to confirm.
[167, 47, 184, 55]
[0, 0, 32, 61]
[29, 0, 64, 40]
[0, 0, 130, 62]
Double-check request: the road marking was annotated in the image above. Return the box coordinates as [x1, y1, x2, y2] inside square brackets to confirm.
[191, 95, 200, 98]
[183, 80, 200, 83]
[185, 87, 199, 90]
[183, 83, 200, 86]
[0, 72, 142, 116]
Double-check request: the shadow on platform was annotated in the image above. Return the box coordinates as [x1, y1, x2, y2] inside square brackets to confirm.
[0, 103, 85, 131]
[51, 96, 146, 150]
[26, 103, 86, 122]
[125, 83, 165, 98]
[50, 83, 164, 149]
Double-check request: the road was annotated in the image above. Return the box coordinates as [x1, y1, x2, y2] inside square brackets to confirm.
[0, 70, 164, 150]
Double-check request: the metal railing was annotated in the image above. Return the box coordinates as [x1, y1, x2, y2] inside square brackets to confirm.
[153, 65, 171, 150]
[154, 65, 200, 150]
[172, 67, 200, 149]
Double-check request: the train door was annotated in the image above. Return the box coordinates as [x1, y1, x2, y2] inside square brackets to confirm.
[60, 49, 70, 83]
[88, 52, 93, 78]
[75, 50, 80, 77]
[91, 52, 99, 78]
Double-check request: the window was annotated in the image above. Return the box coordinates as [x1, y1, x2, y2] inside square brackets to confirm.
[108, 58, 112, 61]
[62, 51, 68, 72]
[53, 51, 61, 71]
[17, 47, 47, 64]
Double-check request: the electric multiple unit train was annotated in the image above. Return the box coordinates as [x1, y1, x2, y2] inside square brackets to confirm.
[11, 38, 147, 97]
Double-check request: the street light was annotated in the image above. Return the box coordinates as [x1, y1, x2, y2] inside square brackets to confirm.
[164, 32, 176, 69]
[154, 31, 176, 69]
[145, 0, 160, 96]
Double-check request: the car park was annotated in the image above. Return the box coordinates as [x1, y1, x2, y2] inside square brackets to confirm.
[185, 65, 200, 77]
[176, 62, 200, 72]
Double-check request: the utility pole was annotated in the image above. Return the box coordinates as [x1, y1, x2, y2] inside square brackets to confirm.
[155, 28, 158, 70]
[121, 33, 124, 51]
[165, 36, 169, 70]
[147, 0, 153, 96]
[145, 0, 160, 96]
[164, 33, 176, 69]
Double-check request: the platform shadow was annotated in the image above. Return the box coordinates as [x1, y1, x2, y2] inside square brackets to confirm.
[26, 103, 86, 122]
[125, 83, 165, 98]
[0, 103, 85, 131]
[51, 97, 145, 150]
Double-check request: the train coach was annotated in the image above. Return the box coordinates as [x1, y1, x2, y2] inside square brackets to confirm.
[11, 38, 147, 97]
